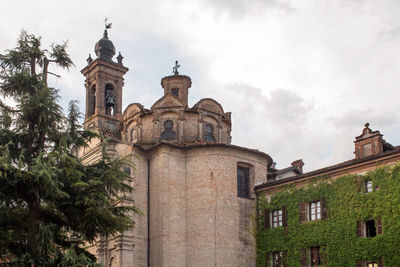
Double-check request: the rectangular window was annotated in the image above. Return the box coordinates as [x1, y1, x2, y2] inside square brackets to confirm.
[310, 247, 321, 266]
[366, 220, 376, 237]
[300, 199, 325, 223]
[264, 206, 287, 230]
[266, 251, 287, 267]
[357, 219, 382, 237]
[237, 166, 250, 198]
[272, 209, 283, 228]
[357, 260, 383, 267]
[272, 251, 282, 267]
[365, 180, 373, 193]
[300, 246, 327, 267]
[171, 88, 179, 98]
[310, 201, 321, 221]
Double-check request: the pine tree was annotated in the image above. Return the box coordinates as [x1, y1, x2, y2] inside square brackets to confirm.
[0, 30, 138, 266]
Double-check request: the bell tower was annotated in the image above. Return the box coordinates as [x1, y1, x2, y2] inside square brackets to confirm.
[81, 24, 128, 138]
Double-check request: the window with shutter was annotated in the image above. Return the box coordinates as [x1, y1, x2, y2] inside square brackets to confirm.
[357, 219, 382, 237]
[310, 200, 321, 221]
[366, 220, 377, 237]
[365, 180, 373, 193]
[265, 251, 287, 267]
[300, 246, 326, 266]
[272, 209, 283, 228]
[272, 252, 282, 267]
[356, 260, 383, 267]
[310, 247, 321, 266]
[265, 206, 286, 229]
[299, 199, 326, 223]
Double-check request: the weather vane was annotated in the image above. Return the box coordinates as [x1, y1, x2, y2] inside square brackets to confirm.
[105, 17, 112, 30]
[172, 60, 180, 75]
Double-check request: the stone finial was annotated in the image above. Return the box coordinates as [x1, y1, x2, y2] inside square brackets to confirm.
[87, 54, 93, 65]
[117, 52, 124, 65]
[362, 122, 372, 135]
[172, 60, 180, 75]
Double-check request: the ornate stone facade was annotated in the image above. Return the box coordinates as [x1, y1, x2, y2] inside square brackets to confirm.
[78, 29, 273, 267]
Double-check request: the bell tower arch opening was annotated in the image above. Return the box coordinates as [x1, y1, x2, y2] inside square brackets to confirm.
[105, 83, 115, 116]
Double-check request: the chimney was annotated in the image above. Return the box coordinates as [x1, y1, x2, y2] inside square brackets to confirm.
[291, 159, 304, 173]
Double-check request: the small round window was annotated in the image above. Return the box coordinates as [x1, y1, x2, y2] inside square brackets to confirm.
[164, 120, 173, 130]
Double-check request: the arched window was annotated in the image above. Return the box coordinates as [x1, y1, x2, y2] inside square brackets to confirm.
[161, 120, 176, 140]
[88, 84, 96, 116]
[237, 166, 249, 198]
[130, 128, 137, 143]
[204, 124, 215, 142]
[105, 83, 115, 115]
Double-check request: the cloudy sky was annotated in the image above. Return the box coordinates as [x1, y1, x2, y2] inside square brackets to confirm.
[2, 0, 400, 171]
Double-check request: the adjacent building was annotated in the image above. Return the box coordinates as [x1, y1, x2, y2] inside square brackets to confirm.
[255, 123, 400, 267]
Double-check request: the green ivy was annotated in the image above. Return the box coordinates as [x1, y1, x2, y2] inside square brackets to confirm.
[256, 165, 400, 267]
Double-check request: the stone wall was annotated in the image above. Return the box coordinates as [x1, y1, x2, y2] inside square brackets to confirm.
[147, 145, 270, 267]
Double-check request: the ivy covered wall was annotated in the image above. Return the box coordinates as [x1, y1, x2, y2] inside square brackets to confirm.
[256, 165, 400, 267]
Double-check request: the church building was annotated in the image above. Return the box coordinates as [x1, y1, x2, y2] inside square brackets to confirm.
[78, 27, 274, 267]
[78, 27, 400, 267]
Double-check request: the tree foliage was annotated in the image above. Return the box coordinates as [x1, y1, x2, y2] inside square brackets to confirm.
[0, 30, 138, 265]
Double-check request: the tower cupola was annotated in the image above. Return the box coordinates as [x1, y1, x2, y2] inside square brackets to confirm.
[94, 28, 116, 61]
[161, 61, 192, 107]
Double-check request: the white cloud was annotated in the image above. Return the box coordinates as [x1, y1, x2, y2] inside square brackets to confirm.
[1, 0, 400, 171]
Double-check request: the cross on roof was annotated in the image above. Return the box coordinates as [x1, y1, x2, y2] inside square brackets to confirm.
[172, 60, 180, 75]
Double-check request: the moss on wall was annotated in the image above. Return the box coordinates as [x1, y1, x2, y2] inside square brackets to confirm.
[256, 165, 400, 267]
